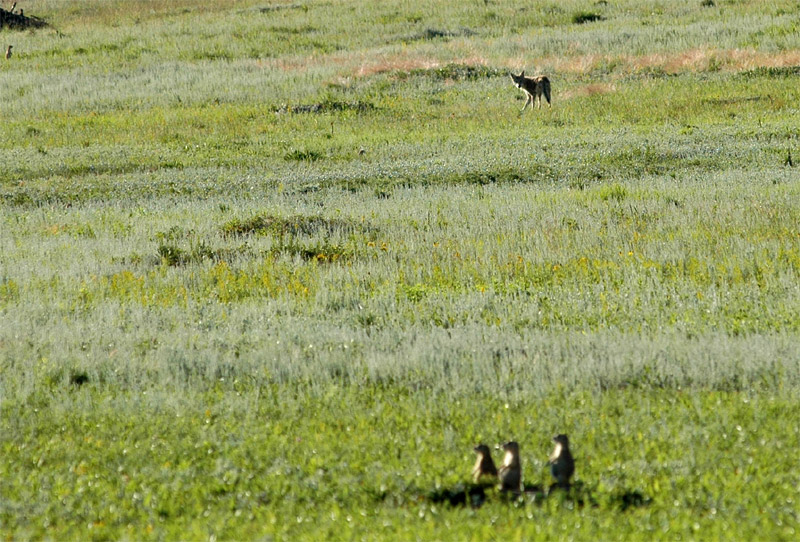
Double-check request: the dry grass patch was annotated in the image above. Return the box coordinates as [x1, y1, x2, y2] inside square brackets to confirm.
[354, 54, 492, 79]
[639, 48, 800, 74]
[560, 83, 617, 100]
[543, 48, 800, 76]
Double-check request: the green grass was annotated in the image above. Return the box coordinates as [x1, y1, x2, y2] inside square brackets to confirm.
[2, 0, 800, 539]
[3, 388, 799, 540]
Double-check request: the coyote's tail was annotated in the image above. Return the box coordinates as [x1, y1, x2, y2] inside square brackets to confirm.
[543, 78, 551, 104]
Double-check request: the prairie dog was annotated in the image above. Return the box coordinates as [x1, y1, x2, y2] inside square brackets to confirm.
[472, 443, 498, 482]
[497, 441, 522, 493]
[548, 434, 575, 488]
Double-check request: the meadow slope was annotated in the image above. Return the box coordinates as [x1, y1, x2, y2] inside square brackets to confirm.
[2, 1, 800, 539]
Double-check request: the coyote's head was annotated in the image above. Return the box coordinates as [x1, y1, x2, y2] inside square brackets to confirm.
[509, 71, 526, 88]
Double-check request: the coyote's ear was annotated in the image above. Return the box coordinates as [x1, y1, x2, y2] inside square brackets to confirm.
[520, 70, 524, 77]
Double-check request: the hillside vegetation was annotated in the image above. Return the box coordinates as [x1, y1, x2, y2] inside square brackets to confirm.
[2, 1, 799, 539]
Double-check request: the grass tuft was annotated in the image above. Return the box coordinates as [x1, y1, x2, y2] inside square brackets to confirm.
[156, 241, 243, 267]
[274, 99, 376, 115]
[284, 148, 324, 162]
[221, 214, 370, 237]
[739, 65, 800, 78]
[404, 27, 476, 42]
[400, 63, 505, 81]
[272, 240, 352, 263]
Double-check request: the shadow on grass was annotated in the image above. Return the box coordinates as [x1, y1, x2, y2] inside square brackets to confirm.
[0, 7, 48, 30]
[402, 28, 477, 43]
[400, 481, 650, 511]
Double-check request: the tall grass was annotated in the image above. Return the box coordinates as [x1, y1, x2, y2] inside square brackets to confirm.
[3, 174, 800, 401]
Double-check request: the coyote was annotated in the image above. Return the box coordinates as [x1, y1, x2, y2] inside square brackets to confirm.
[510, 71, 551, 111]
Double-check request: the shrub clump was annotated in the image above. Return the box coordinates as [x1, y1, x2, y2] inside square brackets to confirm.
[274, 99, 375, 115]
[400, 63, 505, 81]
[572, 11, 604, 24]
[156, 240, 245, 267]
[271, 241, 352, 263]
[284, 149, 323, 162]
[222, 214, 369, 237]
[739, 66, 800, 79]
[404, 27, 476, 42]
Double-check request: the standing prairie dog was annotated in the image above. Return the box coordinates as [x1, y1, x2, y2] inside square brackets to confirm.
[5, 46, 12, 60]
[548, 434, 575, 488]
[497, 441, 522, 493]
[472, 444, 498, 483]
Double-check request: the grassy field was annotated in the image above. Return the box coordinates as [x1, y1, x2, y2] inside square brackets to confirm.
[2, 0, 800, 539]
